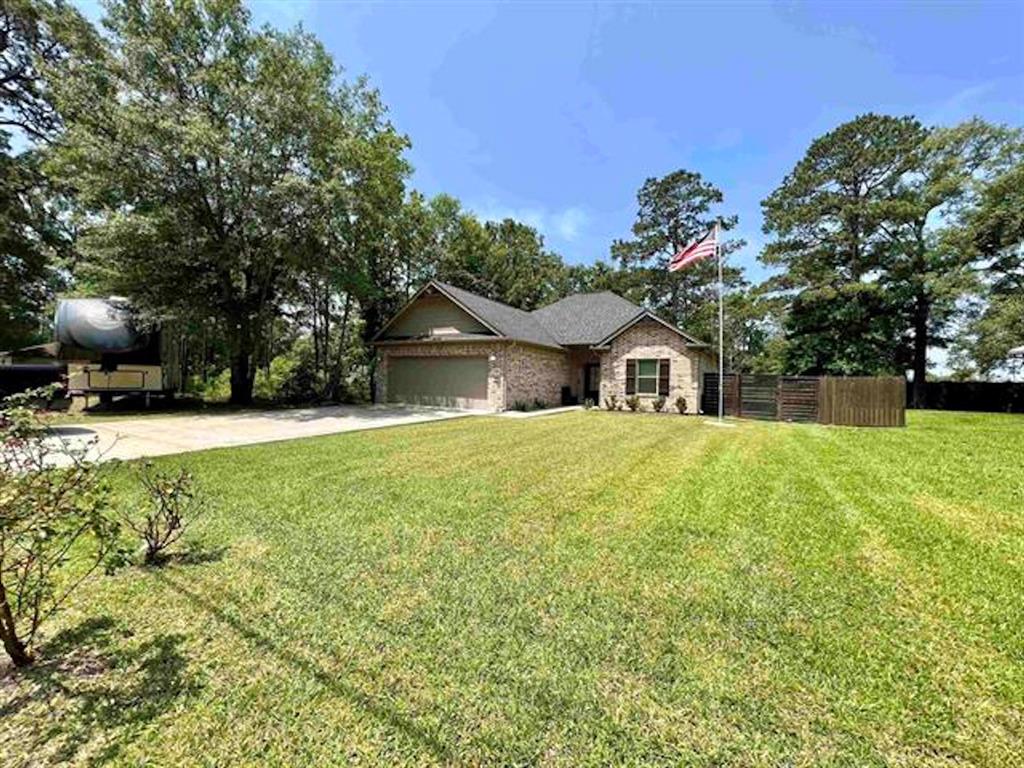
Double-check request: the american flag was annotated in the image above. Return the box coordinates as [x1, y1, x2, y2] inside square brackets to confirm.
[668, 224, 718, 272]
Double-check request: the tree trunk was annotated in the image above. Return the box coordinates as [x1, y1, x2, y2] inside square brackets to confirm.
[328, 293, 352, 402]
[363, 301, 383, 404]
[0, 580, 33, 667]
[228, 316, 255, 405]
[229, 352, 253, 405]
[910, 224, 930, 410]
[320, 289, 331, 396]
[912, 290, 929, 409]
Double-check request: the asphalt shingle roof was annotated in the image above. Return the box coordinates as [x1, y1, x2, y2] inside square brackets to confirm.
[388, 280, 701, 349]
[531, 292, 645, 346]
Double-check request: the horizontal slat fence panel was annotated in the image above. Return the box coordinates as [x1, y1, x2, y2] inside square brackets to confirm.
[702, 373, 904, 426]
[740, 374, 778, 420]
[779, 376, 820, 422]
[701, 373, 740, 416]
[725, 374, 740, 416]
[701, 372, 718, 415]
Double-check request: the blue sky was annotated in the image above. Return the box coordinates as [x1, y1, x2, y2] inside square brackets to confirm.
[78, 1, 1023, 283]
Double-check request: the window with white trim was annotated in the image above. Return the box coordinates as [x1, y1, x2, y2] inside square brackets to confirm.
[636, 359, 659, 394]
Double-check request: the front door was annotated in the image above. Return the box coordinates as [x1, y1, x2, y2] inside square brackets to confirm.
[584, 363, 600, 403]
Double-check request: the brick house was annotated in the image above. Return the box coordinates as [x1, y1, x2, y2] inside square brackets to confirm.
[373, 280, 715, 412]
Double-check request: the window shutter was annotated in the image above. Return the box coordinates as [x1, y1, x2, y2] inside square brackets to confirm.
[658, 359, 670, 396]
[625, 359, 636, 395]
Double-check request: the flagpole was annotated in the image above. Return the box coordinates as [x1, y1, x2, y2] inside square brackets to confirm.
[716, 223, 724, 421]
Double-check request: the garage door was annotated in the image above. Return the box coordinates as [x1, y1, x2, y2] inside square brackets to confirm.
[387, 356, 489, 409]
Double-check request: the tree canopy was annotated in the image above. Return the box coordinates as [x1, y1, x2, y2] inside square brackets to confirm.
[761, 113, 1021, 390]
[612, 169, 743, 345]
[952, 162, 1024, 375]
[2, 0, 1019, 404]
[0, 0, 92, 350]
[46, 0, 407, 403]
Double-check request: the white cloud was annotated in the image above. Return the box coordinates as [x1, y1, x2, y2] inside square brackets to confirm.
[552, 207, 588, 242]
[468, 200, 589, 244]
[925, 81, 997, 125]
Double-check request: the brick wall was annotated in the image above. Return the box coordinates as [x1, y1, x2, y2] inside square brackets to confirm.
[505, 343, 570, 408]
[375, 340, 569, 411]
[599, 319, 706, 411]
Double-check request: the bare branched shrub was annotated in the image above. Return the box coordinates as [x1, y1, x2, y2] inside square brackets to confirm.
[124, 463, 203, 565]
[0, 387, 121, 667]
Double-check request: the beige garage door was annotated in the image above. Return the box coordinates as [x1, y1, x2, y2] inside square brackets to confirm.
[387, 356, 489, 409]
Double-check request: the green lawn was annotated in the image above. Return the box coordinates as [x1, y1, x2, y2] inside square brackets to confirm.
[2, 411, 1022, 766]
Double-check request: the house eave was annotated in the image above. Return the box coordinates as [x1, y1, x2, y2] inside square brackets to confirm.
[373, 335, 565, 352]
[373, 335, 504, 347]
[371, 280, 505, 343]
[592, 310, 708, 348]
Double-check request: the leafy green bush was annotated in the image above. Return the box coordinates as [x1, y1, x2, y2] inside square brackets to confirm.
[0, 387, 123, 667]
[511, 399, 550, 412]
[583, 398, 594, 410]
[675, 396, 688, 414]
[199, 338, 323, 404]
[196, 368, 233, 402]
[255, 338, 323, 403]
[253, 354, 302, 401]
[604, 395, 620, 411]
[626, 395, 642, 412]
[652, 396, 666, 412]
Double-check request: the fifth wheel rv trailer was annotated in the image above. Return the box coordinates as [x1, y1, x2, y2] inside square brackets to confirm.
[54, 298, 181, 405]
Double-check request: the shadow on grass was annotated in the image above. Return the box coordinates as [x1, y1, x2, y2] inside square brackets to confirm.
[156, 571, 454, 763]
[1, 616, 199, 766]
[141, 544, 229, 569]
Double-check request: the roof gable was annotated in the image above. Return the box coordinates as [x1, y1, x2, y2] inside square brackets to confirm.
[433, 282, 561, 348]
[592, 310, 707, 348]
[374, 281, 561, 349]
[374, 282, 500, 341]
[374, 280, 707, 350]
[378, 290, 492, 339]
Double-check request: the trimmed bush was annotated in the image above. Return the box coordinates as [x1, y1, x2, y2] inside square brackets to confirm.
[123, 463, 205, 565]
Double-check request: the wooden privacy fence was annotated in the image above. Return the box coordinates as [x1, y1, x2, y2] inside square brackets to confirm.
[702, 374, 906, 427]
[820, 376, 906, 426]
[909, 380, 1024, 413]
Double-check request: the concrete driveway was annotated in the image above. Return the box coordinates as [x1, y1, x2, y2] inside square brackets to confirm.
[52, 404, 478, 463]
